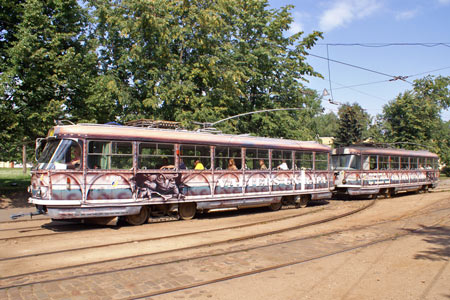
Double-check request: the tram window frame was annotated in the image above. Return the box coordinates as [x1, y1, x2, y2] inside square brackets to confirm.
[272, 149, 292, 170]
[138, 143, 175, 170]
[295, 152, 313, 170]
[315, 152, 328, 171]
[410, 157, 418, 169]
[390, 156, 400, 170]
[179, 144, 211, 170]
[215, 146, 242, 170]
[245, 148, 269, 170]
[87, 140, 133, 170]
[400, 157, 409, 170]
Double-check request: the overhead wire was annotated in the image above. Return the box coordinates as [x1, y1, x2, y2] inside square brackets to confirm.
[308, 53, 414, 84]
[309, 43, 449, 119]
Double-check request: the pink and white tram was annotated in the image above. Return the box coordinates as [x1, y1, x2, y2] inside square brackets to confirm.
[332, 146, 439, 198]
[29, 123, 333, 225]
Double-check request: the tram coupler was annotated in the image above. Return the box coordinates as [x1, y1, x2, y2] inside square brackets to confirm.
[10, 206, 46, 220]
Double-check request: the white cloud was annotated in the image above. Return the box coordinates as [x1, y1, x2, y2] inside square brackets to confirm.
[395, 9, 418, 20]
[288, 11, 307, 35]
[438, 0, 450, 5]
[289, 21, 303, 35]
[319, 0, 382, 32]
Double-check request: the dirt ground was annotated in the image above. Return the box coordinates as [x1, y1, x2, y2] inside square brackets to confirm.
[152, 190, 450, 300]
[1, 179, 449, 299]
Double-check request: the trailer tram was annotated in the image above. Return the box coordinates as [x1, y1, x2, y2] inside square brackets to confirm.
[28, 123, 333, 225]
[332, 146, 439, 198]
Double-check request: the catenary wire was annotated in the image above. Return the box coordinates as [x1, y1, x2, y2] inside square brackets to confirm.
[308, 53, 413, 84]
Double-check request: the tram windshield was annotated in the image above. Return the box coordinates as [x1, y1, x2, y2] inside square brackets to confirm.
[332, 154, 361, 170]
[35, 139, 82, 170]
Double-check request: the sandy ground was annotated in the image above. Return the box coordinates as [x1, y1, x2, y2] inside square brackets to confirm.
[1, 179, 449, 300]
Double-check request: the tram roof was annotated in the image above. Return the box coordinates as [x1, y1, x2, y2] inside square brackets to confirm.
[51, 124, 331, 152]
[332, 146, 438, 158]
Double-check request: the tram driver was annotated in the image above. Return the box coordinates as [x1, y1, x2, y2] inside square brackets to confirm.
[67, 145, 81, 169]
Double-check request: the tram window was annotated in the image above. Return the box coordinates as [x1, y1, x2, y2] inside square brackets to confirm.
[295, 152, 312, 169]
[410, 157, 418, 169]
[390, 156, 400, 170]
[362, 156, 370, 170]
[379, 156, 389, 170]
[315, 153, 328, 170]
[37, 139, 83, 170]
[401, 157, 409, 170]
[418, 157, 425, 169]
[88, 141, 132, 170]
[272, 150, 291, 170]
[138, 143, 175, 169]
[180, 144, 211, 170]
[369, 156, 377, 170]
[245, 148, 268, 170]
[332, 154, 360, 170]
[433, 159, 439, 170]
[215, 146, 241, 170]
[425, 158, 433, 169]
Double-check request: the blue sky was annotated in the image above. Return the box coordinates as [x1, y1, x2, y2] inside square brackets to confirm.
[268, 0, 450, 121]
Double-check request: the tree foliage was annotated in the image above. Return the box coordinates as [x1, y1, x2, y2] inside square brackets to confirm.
[370, 76, 450, 165]
[310, 112, 338, 138]
[1, 0, 97, 161]
[87, 0, 323, 139]
[334, 103, 370, 147]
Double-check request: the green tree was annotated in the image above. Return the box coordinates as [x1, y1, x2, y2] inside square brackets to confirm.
[310, 112, 339, 138]
[88, 0, 323, 139]
[382, 91, 440, 150]
[334, 103, 370, 147]
[380, 76, 449, 150]
[1, 0, 97, 161]
[436, 120, 450, 168]
[378, 76, 450, 166]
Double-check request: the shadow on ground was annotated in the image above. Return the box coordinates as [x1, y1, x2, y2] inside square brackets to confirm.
[0, 190, 31, 209]
[407, 225, 450, 261]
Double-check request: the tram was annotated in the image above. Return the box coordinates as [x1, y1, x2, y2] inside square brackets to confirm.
[332, 145, 439, 198]
[28, 123, 333, 225]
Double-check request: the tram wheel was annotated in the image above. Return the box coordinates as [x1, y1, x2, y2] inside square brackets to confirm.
[386, 189, 395, 198]
[268, 201, 282, 211]
[125, 206, 149, 226]
[179, 202, 197, 220]
[295, 195, 309, 208]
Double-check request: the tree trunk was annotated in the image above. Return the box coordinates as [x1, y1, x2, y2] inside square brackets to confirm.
[22, 143, 27, 174]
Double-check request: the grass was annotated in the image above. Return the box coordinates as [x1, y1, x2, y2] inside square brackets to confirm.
[0, 168, 31, 191]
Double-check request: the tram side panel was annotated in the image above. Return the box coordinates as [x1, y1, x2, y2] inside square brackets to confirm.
[335, 169, 438, 196]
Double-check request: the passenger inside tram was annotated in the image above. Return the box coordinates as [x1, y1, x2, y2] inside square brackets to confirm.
[259, 159, 268, 170]
[194, 159, 205, 170]
[227, 158, 238, 170]
[277, 160, 289, 170]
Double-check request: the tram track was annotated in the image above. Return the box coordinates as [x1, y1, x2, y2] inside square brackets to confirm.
[129, 210, 450, 300]
[0, 204, 327, 241]
[0, 199, 375, 288]
[1, 194, 449, 295]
